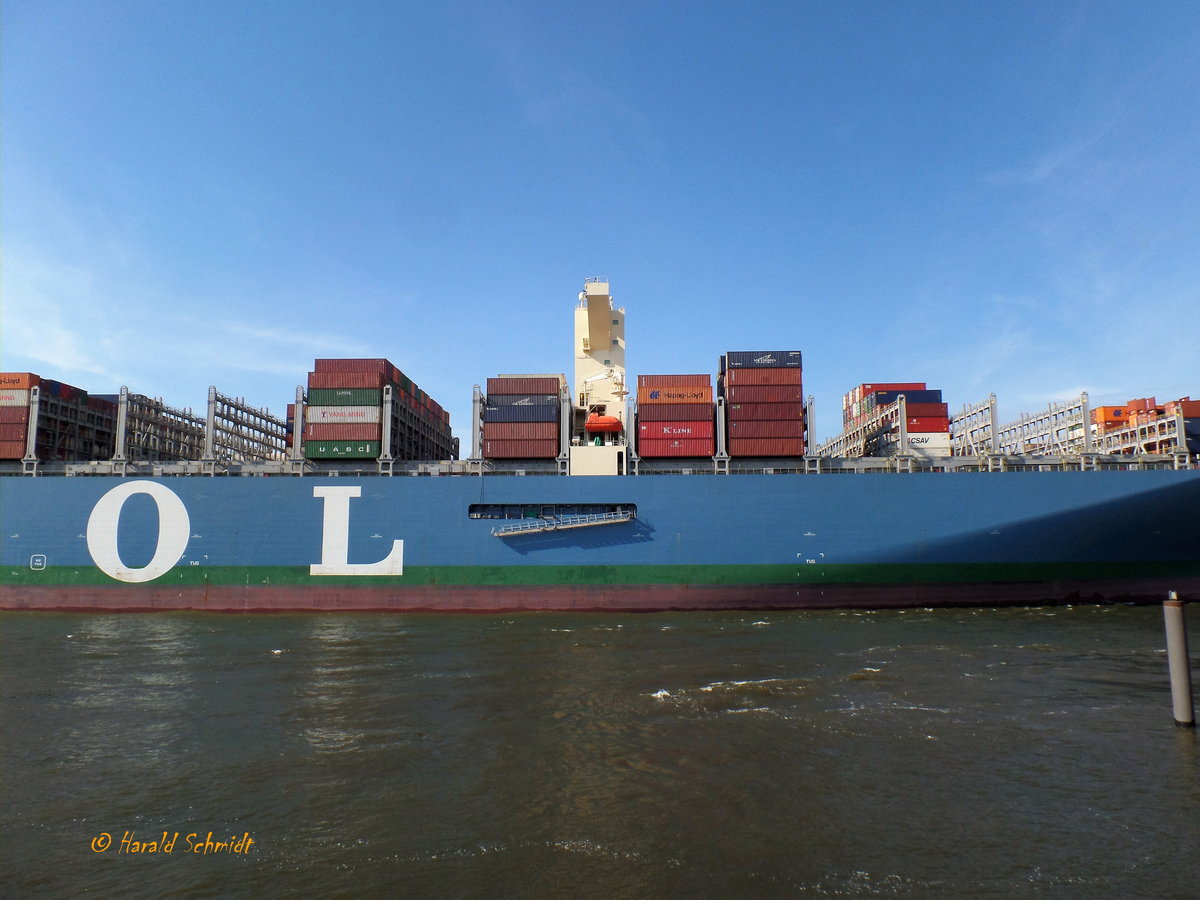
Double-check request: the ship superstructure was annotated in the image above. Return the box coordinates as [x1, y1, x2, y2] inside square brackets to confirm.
[570, 278, 628, 475]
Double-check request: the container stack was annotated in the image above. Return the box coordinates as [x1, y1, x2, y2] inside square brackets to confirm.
[303, 359, 454, 461]
[1124, 397, 1164, 428]
[0, 373, 34, 460]
[0, 372, 117, 461]
[720, 351, 805, 457]
[840, 381, 948, 456]
[481, 376, 563, 459]
[636, 375, 715, 458]
[842, 383, 928, 430]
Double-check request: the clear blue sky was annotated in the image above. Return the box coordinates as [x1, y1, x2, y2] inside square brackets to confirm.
[3, 0, 1198, 445]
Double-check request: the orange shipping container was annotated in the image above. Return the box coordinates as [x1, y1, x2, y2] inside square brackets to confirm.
[0, 440, 27, 459]
[1091, 406, 1128, 425]
[637, 385, 713, 405]
[0, 373, 40, 390]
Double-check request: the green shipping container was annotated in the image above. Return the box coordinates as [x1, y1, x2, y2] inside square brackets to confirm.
[304, 440, 382, 459]
[306, 388, 383, 406]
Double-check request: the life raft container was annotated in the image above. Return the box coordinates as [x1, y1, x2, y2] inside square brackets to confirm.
[584, 414, 623, 433]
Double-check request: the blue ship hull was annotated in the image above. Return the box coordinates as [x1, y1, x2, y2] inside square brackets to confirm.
[2, 469, 1199, 610]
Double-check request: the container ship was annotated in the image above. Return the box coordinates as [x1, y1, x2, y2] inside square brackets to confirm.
[2, 279, 1199, 612]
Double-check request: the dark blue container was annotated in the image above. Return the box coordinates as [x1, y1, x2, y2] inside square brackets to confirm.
[1184, 417, 1200, 452]
[485, 394, 560, 408]
[871, 389, 943, 406]
[722, 351, 803, 369]
[483, 404, 560, 423]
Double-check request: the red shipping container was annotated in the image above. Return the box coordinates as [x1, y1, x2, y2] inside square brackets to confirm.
[0, 423, 28, 441]
[308, 371, 387, 389]
[905, 417, 950, 433]
[487, 377, 562, 395]
[0, 407, 30, 424]
[727, 419, 805, 438]
[0, 373, 40, 390]
[482, 439, 559, 459]
[904, 403, 949, 418]
[638, 420, 715, 439]
[0, 440, 26, 459]
[725, 385, 804, 403]
[303, 423, 382, 441]
[638, 403, 714, 422]
[637, 374, 711, 387]
[1125, 397, 1158, 412]
[637, 438, 715, 458]
[723, 368, 803, 387]
[314, 358, 393, 375]
[726, 402, 805, 421]
[727, 437, 806, 457]
[482, 421, 558, 440]
[1165, 399, 1200, 417]
[860, 382, 926, 393]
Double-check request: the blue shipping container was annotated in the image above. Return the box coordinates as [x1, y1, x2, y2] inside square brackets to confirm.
[485, 394, 560, 408]
[871, 389, 943, 406]
[723, 351, 803, 369]
[483, 405, 561, 423]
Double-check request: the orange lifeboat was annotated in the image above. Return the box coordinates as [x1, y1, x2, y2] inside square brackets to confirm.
[585, 414, 623, 434]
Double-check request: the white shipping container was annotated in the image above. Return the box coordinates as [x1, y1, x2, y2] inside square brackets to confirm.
[305, 404, 382, 424]
[905, 433, 952, 458]
[0, 390, 30, 407]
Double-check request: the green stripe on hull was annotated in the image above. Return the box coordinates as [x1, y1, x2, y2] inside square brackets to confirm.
[6, 561, 1199, 588]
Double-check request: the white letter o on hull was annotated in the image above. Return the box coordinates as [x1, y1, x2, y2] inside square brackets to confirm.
[87, 482, 191, 583]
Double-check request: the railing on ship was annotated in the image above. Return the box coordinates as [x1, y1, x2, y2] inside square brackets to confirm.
[3, 450, 1194, 478]
[4, 387, 1195, 477]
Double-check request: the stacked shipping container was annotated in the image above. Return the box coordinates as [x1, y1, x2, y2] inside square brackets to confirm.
[842, 383, 928, 430]
[303, 359, 455, 460]
[0, 373, 117, 461]
[0, 372, 36, 459]
[636, 375, 715, 457]
[481, 376, 563, 459]
[721, 351, 805, 457]
[839, 381, 949, 456]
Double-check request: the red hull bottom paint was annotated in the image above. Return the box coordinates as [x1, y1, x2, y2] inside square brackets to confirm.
[3, 578, 1197, 613]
